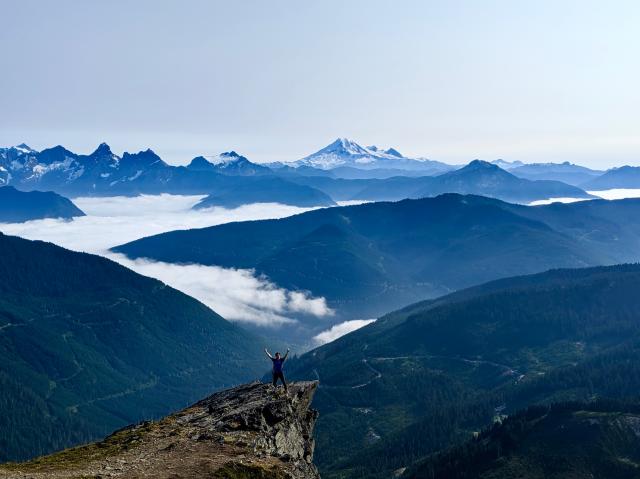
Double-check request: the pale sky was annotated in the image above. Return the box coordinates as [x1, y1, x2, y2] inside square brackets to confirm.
[1, 0, 639, 168]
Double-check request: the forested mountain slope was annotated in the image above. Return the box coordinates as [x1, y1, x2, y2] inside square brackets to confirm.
[408, 400, 640, 479]
[283, 264, 640, 478]
[0, 233, 264, 462]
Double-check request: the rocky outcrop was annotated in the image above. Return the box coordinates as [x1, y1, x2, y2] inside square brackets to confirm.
[0, 381, 320, 479]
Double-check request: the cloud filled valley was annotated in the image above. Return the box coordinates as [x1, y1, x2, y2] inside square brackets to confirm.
[0, 194, 334, 329]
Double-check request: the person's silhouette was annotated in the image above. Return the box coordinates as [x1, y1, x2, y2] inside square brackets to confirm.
[265, 347, 289, 392]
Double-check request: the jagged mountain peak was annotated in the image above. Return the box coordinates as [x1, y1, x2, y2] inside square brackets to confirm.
[220, 150, 241, 159]
[14, 143, 35, 153]
[122, 148, 165, 164]
[90, 142, 113, 156]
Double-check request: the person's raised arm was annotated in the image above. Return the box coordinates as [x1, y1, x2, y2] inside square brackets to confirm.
[283, 348, 290, 360]
[264, 347, 273, 359]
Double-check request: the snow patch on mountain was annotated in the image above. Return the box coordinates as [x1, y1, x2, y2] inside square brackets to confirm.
[210, 151, 243, 165]
[30, 157, 77, 178]
[14, 143, 35, 154]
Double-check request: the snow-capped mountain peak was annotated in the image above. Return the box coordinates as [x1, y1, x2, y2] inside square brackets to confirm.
[218, 151, 242, 162]
[323, 138, 372, 157]
[296, 138, 418, 170]
[203, 151, 246, 165]
[287, 138, 458, 174]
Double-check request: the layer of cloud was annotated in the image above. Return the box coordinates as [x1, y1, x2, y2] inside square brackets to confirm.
[106, 253, 332, 327]
[0, 194, 332, 327]
[587, 189, 640, 200]
[527, 197, 590, 206]
[0, 194, 316, 253]
[313, 319, 376, 346]
[528, 189, 640, 206]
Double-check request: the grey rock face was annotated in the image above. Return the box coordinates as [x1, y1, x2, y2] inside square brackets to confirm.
[185, 381, 320, 478]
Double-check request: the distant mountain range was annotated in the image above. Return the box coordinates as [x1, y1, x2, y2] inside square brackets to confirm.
[332, 159, 593, 203]
[284, 263, 640, 478]
[487, 158, 605, 188]
[0, 233, 264, 462]
[0, 143, 333, 207]
[490, 159, 525, 169]
[2, 139, 638, 208]
[581, 165, 640, 190]
[508, 161, 603, 186]
[113, 194, 640, 338]
[0, 186, 85, 222]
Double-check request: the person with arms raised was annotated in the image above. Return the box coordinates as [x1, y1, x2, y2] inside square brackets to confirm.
[265, 347, 290, 393]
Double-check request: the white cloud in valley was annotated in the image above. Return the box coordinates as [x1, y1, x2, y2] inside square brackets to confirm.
[313, 319, 376, 346]
[0, 194, 333, 327]
[106, 253, 333, 327]
[1, 194, 316, 253]
[528, 189, 640, 206]
[588, 189, 640, 200]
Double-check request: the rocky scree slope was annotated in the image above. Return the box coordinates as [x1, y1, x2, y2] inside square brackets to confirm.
[0, 381, 320, 479]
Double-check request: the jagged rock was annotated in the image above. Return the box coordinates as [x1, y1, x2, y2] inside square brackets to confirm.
[0, 381, 320, 479]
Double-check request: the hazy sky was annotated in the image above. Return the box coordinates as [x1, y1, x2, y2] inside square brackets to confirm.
[2, 0, 639, 168]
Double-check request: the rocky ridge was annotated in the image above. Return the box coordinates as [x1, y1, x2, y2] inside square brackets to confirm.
[0, 381, 320, 479]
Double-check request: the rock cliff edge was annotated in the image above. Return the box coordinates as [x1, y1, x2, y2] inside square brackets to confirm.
[0, 381, 320, 479]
